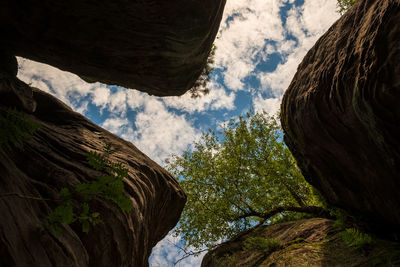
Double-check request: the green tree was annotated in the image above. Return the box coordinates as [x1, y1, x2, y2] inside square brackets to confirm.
[337, 0, 357, 15]
[166, 111, 328, 250]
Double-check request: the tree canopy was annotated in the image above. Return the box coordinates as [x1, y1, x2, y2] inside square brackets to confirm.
[337, 0, 357, 14]
[166, 111, 326, 250]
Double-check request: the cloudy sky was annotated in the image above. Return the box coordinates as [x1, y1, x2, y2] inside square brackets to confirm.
[17, 0, 340, 265]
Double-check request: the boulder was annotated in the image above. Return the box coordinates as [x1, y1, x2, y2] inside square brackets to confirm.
[281, 0, 400, 237]
[0, 82, 186, 266]
[202, 218, 400, 266]
[0, 0, 226, 96]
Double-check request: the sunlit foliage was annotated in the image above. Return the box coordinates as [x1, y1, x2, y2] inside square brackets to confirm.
[166, 111, 323, 249]
[337, 0, 357, 15]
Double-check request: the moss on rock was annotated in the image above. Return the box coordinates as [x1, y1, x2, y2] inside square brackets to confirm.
[202, 218, 400, 267]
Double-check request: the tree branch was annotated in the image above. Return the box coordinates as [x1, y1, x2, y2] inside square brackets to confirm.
[170, 240, 218, 266]
[174, 247, 210, 266]
[233, 205, 332, 222]
[281, 177, 306, 207]
[250, 165, 307, 208]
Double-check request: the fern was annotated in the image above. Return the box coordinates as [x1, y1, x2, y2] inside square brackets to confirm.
[341, 228, 373, 250]
[0, 108, 41, 151]
[47, 144, 132, 235]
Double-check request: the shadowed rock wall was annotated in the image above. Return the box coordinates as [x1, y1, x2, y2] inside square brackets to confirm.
[281, 0, 400, 237]
[0, 0, 226, 96]
[0, 78, 186, 266]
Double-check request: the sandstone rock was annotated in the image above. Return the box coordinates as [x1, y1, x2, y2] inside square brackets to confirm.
[281, 0, 400, 238]
[0, 52, 36, 113]
[0, 0, 226, 96]
[0, 85, 186, 266]
[202, 218, 400, 266]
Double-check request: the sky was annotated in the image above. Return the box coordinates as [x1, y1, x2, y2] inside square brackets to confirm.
[17, 0, 340, 265]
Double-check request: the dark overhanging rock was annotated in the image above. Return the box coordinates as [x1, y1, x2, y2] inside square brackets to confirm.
[0, 52, 37, 113]
[281, 0, 400, 238]
[0, 0, 226, 96]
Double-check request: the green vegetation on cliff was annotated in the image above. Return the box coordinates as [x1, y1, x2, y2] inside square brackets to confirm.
[0, 108, 40, 151]
[47, 144, 133, 235]
[189, 44, 216, 98]
[337, 0, 357, 14]
[203, 218, 400, 267]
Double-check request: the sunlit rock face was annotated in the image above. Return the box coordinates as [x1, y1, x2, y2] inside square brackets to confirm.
[0, 0, 226, 96]
[281, 0, 400, 238]
[202, 218, 400, 266]
[0, 69, 186, 266]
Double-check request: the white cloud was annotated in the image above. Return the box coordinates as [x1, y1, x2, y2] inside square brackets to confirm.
[101, 117, 133, 136]
[258, 47, 305, 97]
[253, 95, 282, 116]
[149, 233, 207, 267]
[128, 98, 201, 164]
[17, 57, 99, 113]
[17, 58, 130, 116]
[213, 0, 339, 104]
[215, 0, 286, 91]
[90, 87, 128, 115]
[126, 90, 149, 110]
[256, 0, 340, 100]
[301, 0, 339, 36]
[162, 82, 235, 113]
[91, 86, 111, 107]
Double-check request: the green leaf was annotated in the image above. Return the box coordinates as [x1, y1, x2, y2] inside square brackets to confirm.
[82, 221, 90, 233]
[59, 188, 71, 201]
[0, 108, 41, 152]
[47, 144, 131, 235]
[86, 151, 107, 171]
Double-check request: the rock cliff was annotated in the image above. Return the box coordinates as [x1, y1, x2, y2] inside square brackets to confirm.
[281, 0, 400, 237]
[0, 72, 186, 266]
[0, 0, 226, 96]
[202, 218, 400, 266]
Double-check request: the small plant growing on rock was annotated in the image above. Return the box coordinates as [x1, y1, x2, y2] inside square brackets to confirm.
[341, 228, 373, 250]
[188, 44, 216, 98]
[47, 144, 132, 235]
[0, 108, 41, 151]
[337, 0, 357, 15]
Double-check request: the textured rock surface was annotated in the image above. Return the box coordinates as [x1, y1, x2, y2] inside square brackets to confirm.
[0, 84, 186, 266]
[281, 0, 400, 237]
[202, 218, 400, 267]
[0, 0, 226, 96]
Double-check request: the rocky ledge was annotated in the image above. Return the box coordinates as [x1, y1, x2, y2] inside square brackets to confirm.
[202, 218, 400, 266]
[0, 0, 226, 96]
[0, 83, 186, 266]
[281, 0, 400, 238]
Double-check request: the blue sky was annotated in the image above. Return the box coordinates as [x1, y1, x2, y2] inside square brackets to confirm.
[17, 0, 340, 265]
